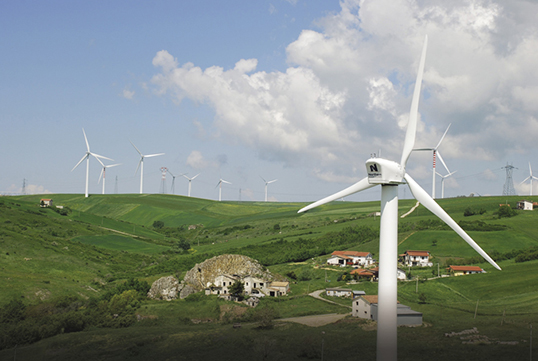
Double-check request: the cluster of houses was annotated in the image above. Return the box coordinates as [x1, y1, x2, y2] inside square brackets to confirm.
[327, 249, 485, 277]
[205, 274, 290, 300]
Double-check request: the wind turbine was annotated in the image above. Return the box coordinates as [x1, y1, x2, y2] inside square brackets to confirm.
[436, 170, 457, 199]
[413, 123, 451, 199]
[520, 162, 538, 196]
[297, 36, 500, 361]
[216, 178, 231, 201]
[261, 177, 277, 202]
[96, 158, 121, 195]
[183, 173, 200, 197]
[168, 170, 186, 195]
[130, 141, 164, 194]
[71, 129, 113, 198]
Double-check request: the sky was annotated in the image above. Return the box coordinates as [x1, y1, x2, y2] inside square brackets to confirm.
[2, 0, 538, 203]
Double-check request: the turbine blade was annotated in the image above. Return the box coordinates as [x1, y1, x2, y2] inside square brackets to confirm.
[107, 163, 121, 168]
[436, 151, 450, 174]
[298, 177, 376, 213]
[268, 179, 278, 184]
[135, 159, 142, 175]
[404, 173, 501, 270]
[144, 153, 165, 158]
[98, 169, 104, 184]
[221, 180, 231, 184]
[435, 123, 451, 150]
[413, 148, 434, 151]
[82, 128, 90, 151]
[400, 35, 428, 168]
[192, 173, 200, 180]
[95, 157, 105, 167]
[520, 176, 531, 184]
[529, 162, 533, 177]
[72, 154, 88, 171]
[130, 140, 142, 156]
[91, 152, 114, 161]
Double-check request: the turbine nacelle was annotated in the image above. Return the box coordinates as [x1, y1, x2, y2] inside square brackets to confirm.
[366, 158, 405, 185]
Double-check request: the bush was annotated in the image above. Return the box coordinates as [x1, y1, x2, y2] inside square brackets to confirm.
[496, 205, 518, 219]
[152, 220, 164, 229]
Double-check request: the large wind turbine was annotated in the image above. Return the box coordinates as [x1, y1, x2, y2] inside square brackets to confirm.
[130, 141, 164, 194]
[298, 36, 501, 361]
[183, 173, 200, 197]
[261, 177, 277, 202]
[436, 170, 457, 199]
[216, 178, 231, 201]
[96, 158, 121, 195]
[520, 162, 538, 196]
[413, 123, 451, 199]
[72, 129, 113, 198]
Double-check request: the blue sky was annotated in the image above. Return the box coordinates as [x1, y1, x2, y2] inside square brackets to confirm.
[2, 0, 538, 202]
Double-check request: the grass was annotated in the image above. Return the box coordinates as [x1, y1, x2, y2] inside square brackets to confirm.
[1, 193, 538, 360]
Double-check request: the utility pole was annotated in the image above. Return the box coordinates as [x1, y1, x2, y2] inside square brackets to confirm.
[22, 179, 27, 195]
[502, 163, 517, 196]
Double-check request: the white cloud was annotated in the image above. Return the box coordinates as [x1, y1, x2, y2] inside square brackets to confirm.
[122, 88, 135, 100]
[152, 0, 538, 183]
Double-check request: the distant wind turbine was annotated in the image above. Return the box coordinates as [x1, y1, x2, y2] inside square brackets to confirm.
[413, 123, 451, 199]
[130, 140, 164, 194]
[96, 158, 121, 195]
[436, 170, 457, 199]
[520, 162, 538, 196]
[261, 177, 277, 202]
[168, 170, 186, 195]
[298, 36, 500, 361]
[183, 173, 200, 197]
[216, 178, 231, 201]
[71, 128, 113, 198]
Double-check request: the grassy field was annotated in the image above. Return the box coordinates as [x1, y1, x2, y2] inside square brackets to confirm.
[1, 193, 537, 360]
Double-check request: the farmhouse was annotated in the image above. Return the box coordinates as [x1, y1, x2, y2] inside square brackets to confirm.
[327, 251, 375, 267]
[325, 288, 353, 297]
[365, 267, 407, 281]
[40, 199, 53, 208]
[350, 268, 375, 280]
[206, 275, 288, 298]
[447, 265, 485, 276]
[517, 200, 533, 210]
[352, 295, 422, 326]
[267, 281, 290, 297]
[400, 250, 432, 267]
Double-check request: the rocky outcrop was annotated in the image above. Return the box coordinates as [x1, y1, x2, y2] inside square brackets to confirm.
[182, 254, 272, 292]
[148, 254, 272, 300]
[147, 276, 182, 301]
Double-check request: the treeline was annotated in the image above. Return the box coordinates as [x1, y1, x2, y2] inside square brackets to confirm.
[400, 219, 508, 232]
[444, 246, 538, 266]
[0, 278, 149, 350]
[151, 225, 378, 273]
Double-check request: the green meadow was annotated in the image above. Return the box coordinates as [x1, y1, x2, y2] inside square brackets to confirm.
[1, 193, 537, 360]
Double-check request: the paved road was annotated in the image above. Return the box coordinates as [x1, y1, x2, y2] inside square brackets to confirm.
[309, 289, 352, 309]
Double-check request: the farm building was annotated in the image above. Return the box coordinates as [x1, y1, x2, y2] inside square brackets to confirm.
[326, 288, 353, 297]
[400, 250, 432, 267]
[447, 265, 485, 276]
[327, 251, 375, 267]
[206, 275, 289, 297]
[517, 200, 533, 210]
[40, 199, 53, 207]
[352, 295, 422, 326]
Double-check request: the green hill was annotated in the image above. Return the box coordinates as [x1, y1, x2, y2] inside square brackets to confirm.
[1, 193, 538, 360]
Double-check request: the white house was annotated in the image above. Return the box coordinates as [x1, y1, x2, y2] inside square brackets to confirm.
[267, 281, 289, 297]
[242, 275, 268, 296]
[517, 200, 533, 210]
[352, 295, 422, 326]
[447, 265, 485, 276]
[326, 288, 353, 297]
[328, 251, 375, 267]
[401, 250, 432, 267]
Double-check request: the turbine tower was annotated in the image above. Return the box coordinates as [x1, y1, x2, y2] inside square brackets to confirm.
[413, 124, 451, 199]
[436, 170, 457, 199]
[130, 140, 164, 194]
[520, 162, 538, 196]
[261, 177, 277, 202]
[216, 178, 231, 201]
[502, 163, 517, 196]
[72, 129, 113, 198]
[298, 36, 500, 361]
[96, 158, 121, 195]
[183, 173, 200, 197]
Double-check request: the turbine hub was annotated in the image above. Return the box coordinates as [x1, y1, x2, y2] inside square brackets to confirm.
[365, 158, 405, 185]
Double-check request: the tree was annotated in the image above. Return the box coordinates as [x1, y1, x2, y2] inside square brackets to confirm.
[497, 205, 518, 219]
[153, 220, 164, 229]
[176, 238, 191, 252]
[228, 280, 244, 300]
